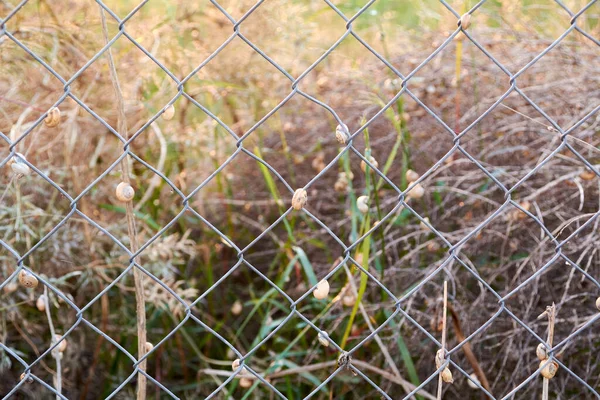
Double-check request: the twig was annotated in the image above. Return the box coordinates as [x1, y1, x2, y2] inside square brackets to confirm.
[44, 287, 61, 399]
[436, 281, 448, 400]
[540, 304, 556, 400]
[99, 7, 147, 399]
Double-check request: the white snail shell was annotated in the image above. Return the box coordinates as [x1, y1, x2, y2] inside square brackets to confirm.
[342, 294, 355, 307]
[313, 279, 330, 300]
[460, 13, 471, 30]
[162, 104, 175, 121]
[239, 377, 252, 388]
[18, 270, 38, 288]
[441, 367, 454, 383]
[596, 296, 600, 311]
[536, 343, 548, 361]
[3, 281, 18, 294]
[54, 334, 67, 353]
[335, 123, 350, 144]
[357, 196, 369, 214]
[232, 358, 241, 370]
[231, 300, 243, 316]
[360, 155, 379, 172]
[405, 169, 419, 183]
[44, 107, 61, 127]
[408, 183, 425, 199]
[317, 331, 329, 347]
[292, 188, 307, 210]
[36, 295, 47, 312]
[467, 373, 480, 389]
[11, 153, 31, 176]
[145, 342, 154, 352]
[116, 182, 135, 202]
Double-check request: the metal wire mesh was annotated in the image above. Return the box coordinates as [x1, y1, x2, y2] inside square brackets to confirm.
[1, 0, 600, 398]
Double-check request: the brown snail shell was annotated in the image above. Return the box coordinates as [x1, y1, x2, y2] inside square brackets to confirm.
[44, 107, 61, 127]
[18, 270, 38, 288]
[116, 182, 135, 202]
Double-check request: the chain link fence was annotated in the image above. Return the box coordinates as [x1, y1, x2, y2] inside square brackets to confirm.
[1, 0, 600, 398]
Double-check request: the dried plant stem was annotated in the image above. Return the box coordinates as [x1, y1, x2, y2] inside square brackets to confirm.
[44, 287, 61, 399]
[541, 304, 556, 400]
[99, 7, 147, 399]
[437, 281, 448, 400]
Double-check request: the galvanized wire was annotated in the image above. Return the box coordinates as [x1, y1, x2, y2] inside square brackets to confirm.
[1, 0, 600, 398]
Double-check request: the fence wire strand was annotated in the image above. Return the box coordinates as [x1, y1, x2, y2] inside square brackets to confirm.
[1, 0, 600, 398]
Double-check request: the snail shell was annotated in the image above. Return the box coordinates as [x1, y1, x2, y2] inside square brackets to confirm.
[317, 331, 329, 347]
[11, 153, 31, 176]
[36, 295, 47, 312]
[360, 155, 379, 172]
[231, 300, 243, 315]
[291, 188, 307, 210]
[460, 13, 471, 30]
[536, 343, 548, 361]
[405, 169, 419, 183]
[408, 183, 425, 199]
[342, 294, 355, 307]
[20, 372, 33, 384]
[441, 367, 454, 383]
[239, 377, 252, 388]
[162, 104, 175, 121]
[145, 342, 154, 352]
[54, 334, 67, 352]
[232, 358, 241, 370]
[44, 107, 61, 128]
[18, 270, 38, 288]
[116, 182, 135, 202]
[335, 123, 350, 144]
[540, 360, 558, 379]
[357, 196, 369, 214]
[596, 296, 600, 311]
[467, 373, 480, 389]
[313, 279, 330, 300]
[3, 281, 18, 294]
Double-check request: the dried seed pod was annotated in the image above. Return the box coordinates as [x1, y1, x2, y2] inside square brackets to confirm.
[116, 182, 135, 202]
[342, 294, 355, 307]
[539, 360, 558, 379]
[406, 169, 419, 183]
[360, 155, 379, 172]
[239, 377, 252, 388]
[467, 373, 480, 389]
[44, 107, 61, 127]
[441, 367, 454, 383]
[536, 343, 548, 361]
[145, 342, 154, 352]
[408, 183, 425, 199]
[460, 13, 471, 30]
[580, 170, 596, 180]
[20, 372, 33, 384]
[54, 334, 67, 353]
[162, 104, 175, 121]
[291, 188, 307, 210]
[313, 279, 330, 300]
[335, 123, 350, 144]
[36, 295, 47, 312]
[232, 358, 240, 370]
[3, 281, 18, 294]
[596, 297, 600, 311]
[317, 331, 329, 347]
[231, 300, 243, 316]
[18, 270, 38, 288]
[357, 196, 369, 214]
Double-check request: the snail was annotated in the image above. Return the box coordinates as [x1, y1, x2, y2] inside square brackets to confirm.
[596, 297, 600, 311]
[317, 331, 329, 347]
[357, 196, 369, 214]
[162, 104, 175, 121]
[441, 367, 454, 383]
[20, 372, 33, 384]
[145, 342, 154, 352]
[360, 155, 379, 172]
[54, 334, 67, 353]
[116, 182, 135, 202]
[18, 270, 38, 288]
[460, 13, 471, 30]
[405, 169, 419, 183]
[342, 294, 355, 307]
[291, 188, 307, 210]
[407, 183, 425, 199]
[232, 358, 241, 370]
[539, 360, 558, 379]
[3, 281, 18, 294]
[467, 373, 480, 389]
[536, 343, 548, 361]
[313, 279, 330, 300]
[231, 300, 243, 316]
[335, 123, 350, 145]
[44, 107, 61, 127]
[239, 377, 252, 388]
[10, 153, 31, 176]
[36, 295, 46, 312]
